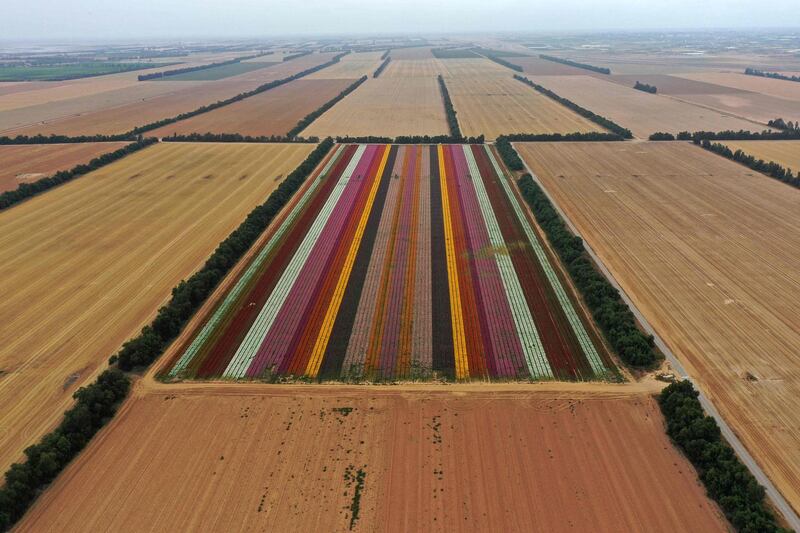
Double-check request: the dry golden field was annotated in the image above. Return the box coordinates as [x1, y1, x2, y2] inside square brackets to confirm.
[528, 75, 765, 137]
[388, 46, 435, 59]
[16, 383, 726, 533]
[382, 59, 442, 78]
[516, 141, 800, 513]
[306, 51, 384, 79]
[0, 142, 314, 475]
[149, 79, 356, 137]
[446, 75, 602, 139]
[0, 142, 127, 192]
[676, 72, 800, 102]
[721, 140, 800, 171]
[300, 77, 449, 137]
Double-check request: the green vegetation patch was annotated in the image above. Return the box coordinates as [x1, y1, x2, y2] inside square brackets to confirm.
[0, 62, 173, 81]
[154, 61, 278, 81]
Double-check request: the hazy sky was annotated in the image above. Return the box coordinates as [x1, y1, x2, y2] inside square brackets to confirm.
[2, 0, 799, 40]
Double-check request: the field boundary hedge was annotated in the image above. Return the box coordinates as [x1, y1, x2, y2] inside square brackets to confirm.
[287, 76, 367, 138]
[128, 52, 349, 136]
[161, 133, 316, 143]
[0, 134, 134, 144]
[437, 75, 462, 138]
[539, 54, 610, 74]
[137, 52, 269, 81]
[659, 380, 789, 532]
[698, 139, 800, 189]
[648, 129, 800, 141]
[483, 54, 523, 72]
[745, 67, 800, 84]
[634, 81, 657, 94]
[494, 133, 624, 171]
[283, 51, 312, 62]
[373, 57, 390, 78]
[514, 75, 633, 138]
[0, 139, 336, 532]
[515, 173, 657, 367]
[0, 138, 157, 211]
[334, 134, 484, 144]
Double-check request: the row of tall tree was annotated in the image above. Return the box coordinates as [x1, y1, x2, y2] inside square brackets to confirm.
[700, 140, 800, 189]
[633, 81, 657, 94]
[333, 134, 484, 144]
[539, 54, 610, 74]
[138, 51, 270, 81]
[373, 57, 390, 78]
[650, 129, 800, 141]
[484, 54, 523, 72]
[514, 75, 633, 138]
[745, 67, 800, 83]
[161, 133, 316, 143]
[437, 75, 462, 138]
[0, 133, 133, 144]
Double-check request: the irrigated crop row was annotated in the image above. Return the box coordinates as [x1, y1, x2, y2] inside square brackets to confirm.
[165, 144, 612, 381]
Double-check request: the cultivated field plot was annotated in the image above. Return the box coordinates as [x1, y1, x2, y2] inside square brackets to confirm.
[721, 140, 800, 170]
[0, 142, 127, 192]
[675, 72, 800, 102]
[300, 78, 449, 137]
[514, 56, 589, 76]
[388, 46, 435, 59]
[166, 144, 611, 382]
[446, 76, 602, 139]
[149, 61, 278, 81]
[517, 141, 800, 513]
[17, 386, 727, 533]
[306, 51, 384, 79]
[150, 79, 356, 137]
[437, 57, 509, 78]
[381, 59, 442, 78]
[0, 142, 314, 474]
[528, 75, 763, 138]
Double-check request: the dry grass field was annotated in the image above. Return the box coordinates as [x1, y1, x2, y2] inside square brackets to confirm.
[676, 72, 800, 102]
[721, 140, 800, 170]
[16, 383, 726, 532]
[446, 76, 602, 139]
[306, 51, 384, 79]
[515, 56, 589, 76]
[0, 142, 314, 475]
[149, 79, 356, 137]
[438, 58, 509, 78]
[528, 75, 764, 138]
[389, 46, 434, 59]
[516, 141, 800, 513]
[0, 142, 127, 192]
[2, 53, 339, 136]
[300, 77, 449, 137]
[382, 59, 442, 78]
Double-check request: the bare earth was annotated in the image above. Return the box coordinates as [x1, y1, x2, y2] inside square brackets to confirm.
[17, 382, 727, 533]
[149, 79, 356, 137]
[528, 75, 766, 138]
[0, 142, 127, 192]
[721, 140, 800, 170]
[0, 142, 314, 475]
[300, 77, 449, 137]
[517, 141, 800, 515]
[446, 75, 601, 139]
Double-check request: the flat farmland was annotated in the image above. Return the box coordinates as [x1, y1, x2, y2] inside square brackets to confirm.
[528, 75, 763, 138]
[382, 59, 442, 78]
[149, 61, 278, 81]
[306, 51, 384, 79]
[389, 46, 434, 59]
[166, 144, 611, 381]
[16, 384, 727, 533]
[300, 79, 449, 137]
[150, 79, 356, 137]
[675, 72, 800, 102]
[446, 76, 602, 139]
[0, 142, 314, 474]
[517, 141, 800, 513]
[437, 57, 509, 78]
[515, 56, 589, 76]
[721, 140, 800, 170]
[0, 142, 127, 192]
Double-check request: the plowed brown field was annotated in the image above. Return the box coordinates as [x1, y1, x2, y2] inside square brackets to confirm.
[721, 140, 800, 170]
[300, 78, 449, 137]
[150, 79, 356, 137]
[446, 76, 601, 139]
[517, 141, 800, 515]
[0, 142, 127, 192]
[0, 142, 314, 475]
[528, 75, 764, 138]
[16, 383, 727, 532]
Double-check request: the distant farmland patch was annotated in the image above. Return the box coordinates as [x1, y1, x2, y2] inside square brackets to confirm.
[151, 61, 278, 81]
[0, 62, 172, 81]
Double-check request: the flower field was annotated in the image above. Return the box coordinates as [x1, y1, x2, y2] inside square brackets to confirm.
[166, 144, 613, 381]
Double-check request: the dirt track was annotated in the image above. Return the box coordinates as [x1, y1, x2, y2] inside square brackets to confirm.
[517, 141, 800, 516]
[16, 380, 727, 532]
[0, 142, 313, 475]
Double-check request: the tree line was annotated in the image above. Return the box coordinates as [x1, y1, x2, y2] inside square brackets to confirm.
[514, 75, 633, 138]
[373, 57, 390, 78]
[137, 51, 270, 81]
[633, 81, 657, 94]
[483, 54, 523, 72]
[699, 139, 800, 189]
[380, 50, 390, 60]
[0, 369, 130, 531]
[333, 135, 484, 144]
[161, 133, 317, 143]
[283, 51, 312, 62]
[659, 381, 789, 533]
[437, 75, 462, 138]
[0, 133, 134, 144]
[745, 67, 800, 83]
[0, 140, 336, 531]
[0, 138, 157, 211]
[128, 52, 349, 136]
[767, 118, 800, 131]
[516, 174, 658, 367]
[287, 76, 367, 137]
[649, 129, 800, 141]
[539, 54, 610, 74]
